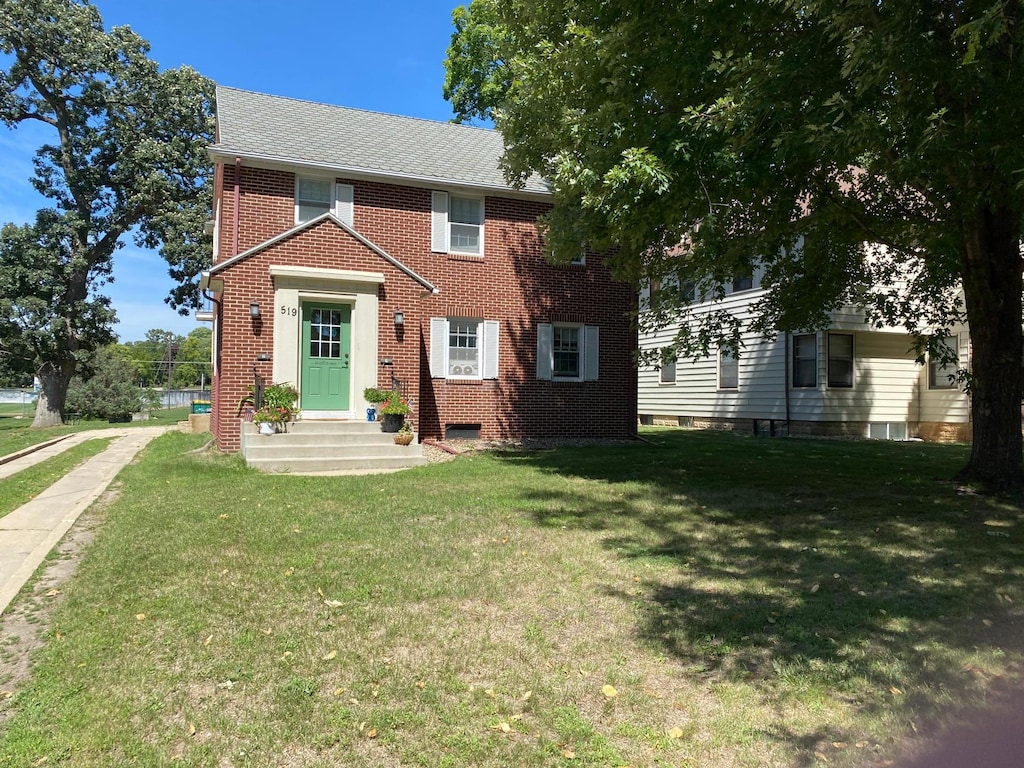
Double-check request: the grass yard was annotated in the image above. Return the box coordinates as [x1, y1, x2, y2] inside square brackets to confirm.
[0, 429, 1020, 767]
[0, 406, 191, 458]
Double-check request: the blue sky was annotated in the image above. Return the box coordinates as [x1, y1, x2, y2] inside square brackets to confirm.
[0, 0, 464, 342]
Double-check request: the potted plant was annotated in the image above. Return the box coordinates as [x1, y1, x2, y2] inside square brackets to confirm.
[253, 382, 299, 434]
[363, 386, 388, 421]
[378, 390, 410, 432]
[393, 421, 414, 446]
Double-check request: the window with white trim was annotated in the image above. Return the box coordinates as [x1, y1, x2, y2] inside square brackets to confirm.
[296, 178, 353, 226]
[431, 191, 484, 255]
[536, 323, 599, 381]
[429, 318, 499, 380]
[827, 333, 854, 388]
[718, 347, 738, 389]
[660, 348, 677, 384]
[792, 333, 817, 388]
[929, 335, 959, 389]
[296, 178, 331, 222]
[448, 319, 480, 378]
[731, 273, 754, 292]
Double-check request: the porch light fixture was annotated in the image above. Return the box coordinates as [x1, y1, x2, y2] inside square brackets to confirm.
[393, 309, 405, 326]
[249, 301, 261, 319]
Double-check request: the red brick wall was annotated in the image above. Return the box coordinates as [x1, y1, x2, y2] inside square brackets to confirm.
[211, 164, 637, 449]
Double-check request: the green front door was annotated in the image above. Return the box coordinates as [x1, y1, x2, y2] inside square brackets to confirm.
[301, 303, 351, 412]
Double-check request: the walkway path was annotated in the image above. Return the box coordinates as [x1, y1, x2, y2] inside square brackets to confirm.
[0, 427, 170, 614]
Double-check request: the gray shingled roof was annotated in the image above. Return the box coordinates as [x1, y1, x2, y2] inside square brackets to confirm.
[211, 86, 548, 195]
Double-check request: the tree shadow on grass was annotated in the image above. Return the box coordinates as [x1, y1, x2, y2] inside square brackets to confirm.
[490, 430, 1024, 749]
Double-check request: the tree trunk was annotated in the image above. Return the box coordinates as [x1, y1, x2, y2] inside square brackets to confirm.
[956, 203, 1024, 491]
[31, 361, 73, 428]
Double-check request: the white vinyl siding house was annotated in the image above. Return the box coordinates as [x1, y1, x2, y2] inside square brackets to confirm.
[638, 265, 971, 441]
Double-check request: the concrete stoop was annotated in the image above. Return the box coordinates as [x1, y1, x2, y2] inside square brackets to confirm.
[240, 420, 427, 474]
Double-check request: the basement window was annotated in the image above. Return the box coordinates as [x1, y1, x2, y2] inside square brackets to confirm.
[445, 423, 481, 440]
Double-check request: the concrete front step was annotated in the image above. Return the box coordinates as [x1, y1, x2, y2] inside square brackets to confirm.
[240, 419, 425, 474]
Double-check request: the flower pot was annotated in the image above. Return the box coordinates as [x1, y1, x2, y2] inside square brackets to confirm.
[258, 421, 275, 435]
[381, 413, 404, 433]
[394, 433, 414, 446]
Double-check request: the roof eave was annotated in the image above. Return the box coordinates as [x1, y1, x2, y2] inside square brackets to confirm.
[208, 145, 551, 200]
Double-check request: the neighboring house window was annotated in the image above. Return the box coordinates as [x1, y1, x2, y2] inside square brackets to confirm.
[429, 318, 499, 379]
[792, 333, 817, 388]
[929, 335, 959, 389]
[732, 273, 754, 292]
[660, 348, 677, 384]
[680, 280, 697, 303]
[648, 278, 661, 310]
[295, 178, 353, 226]
[431, 191, 484, 255]
[718, 347, 738, 389]
[536, 323, 599, 381]
[827, 333, 854, 388]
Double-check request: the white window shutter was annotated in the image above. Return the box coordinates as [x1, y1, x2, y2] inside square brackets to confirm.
[483, 320, 499, 379]
[536, 323, 553, 380]
[334, 183, 354, 227]
[583, 325, 600, 381]
[430, 317, 448, 377]
[431, 191, 449, 253]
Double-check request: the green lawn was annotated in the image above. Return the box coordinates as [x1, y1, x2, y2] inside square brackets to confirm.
[0, 406, 190, 458]
[0, 429, 1020, 767]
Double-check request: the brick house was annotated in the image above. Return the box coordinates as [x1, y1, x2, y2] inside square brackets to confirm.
[200, 86, 637, 453]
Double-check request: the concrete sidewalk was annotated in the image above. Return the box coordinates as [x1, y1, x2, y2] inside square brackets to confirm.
[0, 427, 170, 614]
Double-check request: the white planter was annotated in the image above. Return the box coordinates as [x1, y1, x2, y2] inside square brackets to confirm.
[258, 421, 275, 435]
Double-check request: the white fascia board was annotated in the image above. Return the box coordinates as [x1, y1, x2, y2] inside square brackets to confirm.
[207, 146, 551, 202]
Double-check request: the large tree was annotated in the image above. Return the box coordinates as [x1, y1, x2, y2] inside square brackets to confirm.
[445, 0, 1024, 489]
[0, 0, 213, 427]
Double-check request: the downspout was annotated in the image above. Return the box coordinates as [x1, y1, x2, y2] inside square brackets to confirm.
[232, 157, 241, 256]
[784, 332, 791, 431]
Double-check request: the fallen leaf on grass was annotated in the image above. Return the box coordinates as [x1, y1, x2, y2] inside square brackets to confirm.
[667, 727, 684, 739]
[563, 749, 576, 759]
[333, 687, 345, 697]
[602, 684, 618, 699]
[45, 589, 60, 597]
[366, 728, 378, 739]
[322, 650, 338, 661]
[832, 741, 848, 749]
[135, 613, 146, 621]
[216, 680, 235, 690]
[324, 599, 343, 608]
[490, 721, 511, 733]
[814, 751, 828, 762]
[203, 635, 213, 647]
[855, 741, 869, 748]
[188, 723, 196, 736]
[521, 690, 532, 701]
[888, 686, 902, 696]
[415, 681, 425, 689]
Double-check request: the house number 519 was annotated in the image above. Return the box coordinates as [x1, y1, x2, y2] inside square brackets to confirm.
[279, 306, 298, 317]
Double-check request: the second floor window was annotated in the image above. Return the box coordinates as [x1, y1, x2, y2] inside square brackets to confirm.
[449, 195, 483, 254]
[296, 178, 332, 222]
